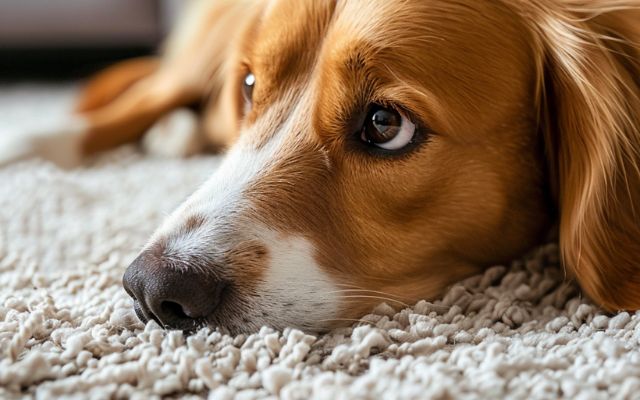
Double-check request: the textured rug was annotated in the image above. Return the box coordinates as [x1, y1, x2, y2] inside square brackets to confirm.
[1, 85, 640, 399]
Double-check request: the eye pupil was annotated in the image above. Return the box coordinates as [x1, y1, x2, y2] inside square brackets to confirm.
[243, 73, 255, 101]
[364, 106, 402, 144]
[372, 109, 401, 136]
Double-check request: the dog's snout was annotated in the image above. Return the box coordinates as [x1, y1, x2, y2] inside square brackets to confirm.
[122, 251, 225, 331]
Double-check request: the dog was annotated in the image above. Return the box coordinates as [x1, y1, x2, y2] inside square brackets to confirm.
[2, 0, 639, 334]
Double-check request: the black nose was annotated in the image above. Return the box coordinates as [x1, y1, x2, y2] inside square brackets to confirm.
[122, 250, 225, 331]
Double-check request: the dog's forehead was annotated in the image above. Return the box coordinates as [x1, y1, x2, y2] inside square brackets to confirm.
[255, 0, 505, 51]
[251, 0, 523, 88]
[251, 0, 336, 80]
[252, 0, 431, 72]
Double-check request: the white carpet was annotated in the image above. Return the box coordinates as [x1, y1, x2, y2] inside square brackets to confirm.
[1, 84, 640, 399]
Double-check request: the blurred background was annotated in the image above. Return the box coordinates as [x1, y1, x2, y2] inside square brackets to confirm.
[0, 0, 189, 157]
[0, 0, 184, 79]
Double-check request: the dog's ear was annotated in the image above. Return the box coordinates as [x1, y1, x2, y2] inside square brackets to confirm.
[535, 5, 640, 310]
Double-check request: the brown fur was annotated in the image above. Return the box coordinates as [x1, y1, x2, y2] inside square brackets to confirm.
[77, 0, 640, 320]
[75, 57, 160, 113]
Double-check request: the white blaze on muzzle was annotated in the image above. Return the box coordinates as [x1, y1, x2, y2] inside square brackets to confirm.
[143, 101, 341, 330]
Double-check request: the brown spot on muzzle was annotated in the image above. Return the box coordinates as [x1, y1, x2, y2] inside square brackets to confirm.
[223, 240, 270, 291]
[183, 214, 206, 232]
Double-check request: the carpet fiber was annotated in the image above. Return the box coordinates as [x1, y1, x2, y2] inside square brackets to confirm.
[1, 85, 640, 399]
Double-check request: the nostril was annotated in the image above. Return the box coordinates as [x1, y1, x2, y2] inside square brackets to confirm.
[161, 301, 189, 320]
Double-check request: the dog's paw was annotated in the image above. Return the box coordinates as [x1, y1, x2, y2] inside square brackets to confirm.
[0, 119, 86, 169]
[142, 108, 205, 158]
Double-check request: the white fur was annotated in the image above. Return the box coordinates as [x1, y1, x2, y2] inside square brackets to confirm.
[142, 108, 205, 158]
[151, 105, 291, 244]
[0, 118, 86, 169]
[258, 231, 340, 328]
[152, 130, 285, 249]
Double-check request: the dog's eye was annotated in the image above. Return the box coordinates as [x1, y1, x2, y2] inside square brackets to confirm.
[361, 105, 416, 150]
[243, 72, 256, 102]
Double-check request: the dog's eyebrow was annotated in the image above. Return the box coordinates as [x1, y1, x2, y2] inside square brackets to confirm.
[250, 0, 339, 84]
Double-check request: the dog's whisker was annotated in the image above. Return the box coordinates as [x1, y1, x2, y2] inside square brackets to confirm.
[338, 295, 411, 308]
[325, 288, 412, 302]
[309, 318, 377, 328]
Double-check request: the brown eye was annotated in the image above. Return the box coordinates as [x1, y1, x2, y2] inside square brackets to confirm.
[243, 72, 255, 102]
[361, 105, 416, 150]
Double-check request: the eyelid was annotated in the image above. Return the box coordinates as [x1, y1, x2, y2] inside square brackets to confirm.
[375, 88, 445, 137]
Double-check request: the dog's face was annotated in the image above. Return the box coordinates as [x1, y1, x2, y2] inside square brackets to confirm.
[123, 0, 640, 333]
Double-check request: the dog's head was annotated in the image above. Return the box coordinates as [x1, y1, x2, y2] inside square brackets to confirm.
[123, 0, 640, 333]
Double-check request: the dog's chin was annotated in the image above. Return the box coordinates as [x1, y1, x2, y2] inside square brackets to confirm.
[203, 309, 333, 337]
[131, 299, 331, 336]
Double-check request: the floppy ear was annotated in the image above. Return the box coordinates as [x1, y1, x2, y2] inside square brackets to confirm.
[535, 5, 640, 311]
